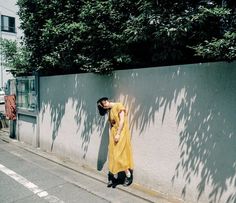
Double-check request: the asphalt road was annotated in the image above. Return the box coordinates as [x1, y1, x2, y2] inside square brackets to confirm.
[0, 140, 109, 203]
[0, 138, 151, 203]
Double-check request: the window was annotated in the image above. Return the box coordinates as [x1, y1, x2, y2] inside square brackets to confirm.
[1, 15, 16, 33]
[16, 76, 38, 112]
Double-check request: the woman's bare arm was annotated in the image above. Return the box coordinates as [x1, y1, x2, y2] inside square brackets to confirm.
[114, 110, 125, 143]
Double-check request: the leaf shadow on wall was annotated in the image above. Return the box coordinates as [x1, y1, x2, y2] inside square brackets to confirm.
[113, 64, 236, 203]
[73, 74, 114, 161]
[171, 66, 236, 203]
[40, 63, 236, 203]
[40, 79, 67, 151]
[40, 74, 113, 159]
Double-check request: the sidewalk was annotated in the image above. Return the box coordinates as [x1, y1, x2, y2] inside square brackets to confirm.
[0, 128, 182, 203]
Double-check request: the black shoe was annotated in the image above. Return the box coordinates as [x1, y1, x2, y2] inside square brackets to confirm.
[107, 180, 113, 187]
[123, 176, 132, 186]
[112, 181, 118, 188]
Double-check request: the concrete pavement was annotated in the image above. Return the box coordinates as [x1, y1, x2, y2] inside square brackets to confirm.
[0, 128, 182, 203]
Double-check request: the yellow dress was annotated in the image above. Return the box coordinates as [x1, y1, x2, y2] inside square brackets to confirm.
[108, 103, 134, 174]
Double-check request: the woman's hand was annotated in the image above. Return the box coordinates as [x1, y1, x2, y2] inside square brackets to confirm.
[114, 134, 120, 143]
[114, 110, 124, 144]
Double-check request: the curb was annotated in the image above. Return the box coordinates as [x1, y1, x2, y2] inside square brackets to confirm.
[0, 128, 182, 203]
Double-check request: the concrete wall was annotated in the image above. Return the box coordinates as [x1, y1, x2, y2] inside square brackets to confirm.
[37, 62, 236, 203]
[17, 114, 37, 146]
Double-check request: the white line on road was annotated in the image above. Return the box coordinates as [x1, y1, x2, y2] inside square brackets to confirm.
[0, 163, 64, 203]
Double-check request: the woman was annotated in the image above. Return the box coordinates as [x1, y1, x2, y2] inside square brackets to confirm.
[97, 97, 134, 187]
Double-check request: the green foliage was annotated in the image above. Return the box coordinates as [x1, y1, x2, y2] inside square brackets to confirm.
[0, 39, 31, 76]
[191, 31, 236, 60]
[16, 0, 236, 75]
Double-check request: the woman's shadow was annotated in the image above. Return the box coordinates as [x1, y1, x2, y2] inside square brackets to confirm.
[97, 121, 109, 171]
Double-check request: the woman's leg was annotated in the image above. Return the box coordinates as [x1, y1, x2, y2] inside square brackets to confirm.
[125, 169, 131, 178]
[107, 172, 113, 187]
[123, 169, 133, 186]
[107, 172, 119, 188]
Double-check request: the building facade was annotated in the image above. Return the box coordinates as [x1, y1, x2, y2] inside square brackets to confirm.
[0, 0, 23, 90]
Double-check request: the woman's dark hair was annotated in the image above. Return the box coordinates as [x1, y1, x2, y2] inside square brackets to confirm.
[97, 97, 108, 116]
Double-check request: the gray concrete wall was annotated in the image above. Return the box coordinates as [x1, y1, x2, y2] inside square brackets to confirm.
[37, 62, 236, 203]
[17, 114, 37, 146]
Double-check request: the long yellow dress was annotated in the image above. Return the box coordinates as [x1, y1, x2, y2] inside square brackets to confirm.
[108, 103, 134, 174]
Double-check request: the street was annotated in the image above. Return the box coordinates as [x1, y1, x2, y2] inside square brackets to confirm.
[0, 139, 108, 203]
[0, 138, 152, 203]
